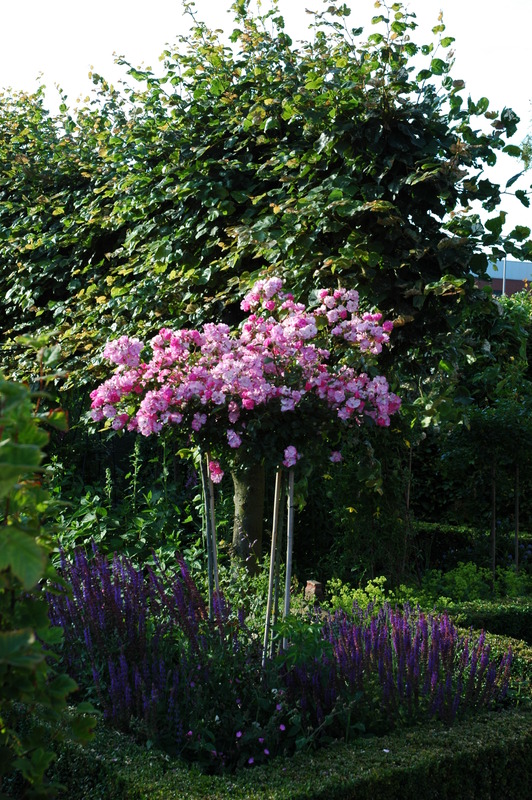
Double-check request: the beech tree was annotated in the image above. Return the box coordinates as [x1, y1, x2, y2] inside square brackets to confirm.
[1, 0, 530, 387]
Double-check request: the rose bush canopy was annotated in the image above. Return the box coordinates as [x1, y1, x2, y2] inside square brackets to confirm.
[90, 278, 401, 477]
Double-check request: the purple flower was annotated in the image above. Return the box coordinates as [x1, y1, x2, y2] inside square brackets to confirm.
[283, 446, 300, 468]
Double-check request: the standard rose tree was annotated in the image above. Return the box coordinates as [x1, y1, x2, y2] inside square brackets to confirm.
[90, 278, 400, 624]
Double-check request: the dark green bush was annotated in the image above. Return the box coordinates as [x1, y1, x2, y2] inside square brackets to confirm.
[0, 374, 95, 798]
[41, 706, 532, 800]
[445, 599, 532, 644]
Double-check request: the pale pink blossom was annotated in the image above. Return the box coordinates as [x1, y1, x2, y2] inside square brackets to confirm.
[91, 276, 400, 466]
[191, 412, 207, 431]
[227, 429, 242, 449]
[283, 446, 300, 468]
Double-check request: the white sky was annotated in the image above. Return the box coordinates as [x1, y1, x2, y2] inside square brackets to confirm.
[1, 0, 531, 234]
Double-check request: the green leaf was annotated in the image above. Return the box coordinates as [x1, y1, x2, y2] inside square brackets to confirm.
[70, 713, 97, 742]
[509, 225, 531, 242]
[0, 527, 47, 588]
[506, 171, 524, 189]
[438, 360, 453, 374]
[0, 442, 44, 498]
[264, 116, 279, 132]
[515, 189, 530, 208]
[43, 409, 68, 432]
[430, 58, 448, 76]
[0, 629, 43, 667]
[503, 144, 522, 158]
[485, 215, 505, 236]
[47, 672, 78, 700]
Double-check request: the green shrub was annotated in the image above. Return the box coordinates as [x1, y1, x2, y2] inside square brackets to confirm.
[0, 374, 95, 798]
[446, 599, 532, 644]
[43, 706, 532, 800]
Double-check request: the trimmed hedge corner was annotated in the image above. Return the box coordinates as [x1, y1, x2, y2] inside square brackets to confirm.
[447, 599, 532, 643]
[44, 706, 532, 800]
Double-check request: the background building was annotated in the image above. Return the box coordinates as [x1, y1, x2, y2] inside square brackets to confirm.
[480, 260, 532, 296]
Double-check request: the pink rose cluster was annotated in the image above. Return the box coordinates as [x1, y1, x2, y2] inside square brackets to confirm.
[90, 278, 400, 475]
[315, 288, 394, 353]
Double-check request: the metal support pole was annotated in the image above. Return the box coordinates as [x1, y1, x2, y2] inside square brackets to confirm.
[262, 467, 283, 668]
[282, 468, 295, 650]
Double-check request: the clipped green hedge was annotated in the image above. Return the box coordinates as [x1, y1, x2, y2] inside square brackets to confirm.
[446, 599, 532, 643]
[42, 707, 532, 800]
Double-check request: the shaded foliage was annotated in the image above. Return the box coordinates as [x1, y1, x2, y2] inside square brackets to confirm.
[0, 375, 95, 798]
[1, 0, 530, 390]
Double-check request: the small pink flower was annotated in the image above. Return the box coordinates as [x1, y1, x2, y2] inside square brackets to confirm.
[227, 429, 242, 449]
[329, 450, 343, 463]
[209, 461, 224, 483]
[191, 412, 207, 431]
[283, 446, 300, 468]
[111, 414, 129, 431]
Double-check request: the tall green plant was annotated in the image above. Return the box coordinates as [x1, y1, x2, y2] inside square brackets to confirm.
[0, 374, 94, 798]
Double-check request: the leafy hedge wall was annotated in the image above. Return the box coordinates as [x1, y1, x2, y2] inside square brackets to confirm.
[41, 707, 532, 800]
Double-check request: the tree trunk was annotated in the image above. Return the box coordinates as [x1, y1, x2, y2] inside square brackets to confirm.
[232, 461, 265, 575]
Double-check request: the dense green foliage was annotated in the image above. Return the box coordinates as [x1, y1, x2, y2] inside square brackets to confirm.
[32, 707, 532, 800]
[0, 375, 94, 798]
[1, 0, 530, 390]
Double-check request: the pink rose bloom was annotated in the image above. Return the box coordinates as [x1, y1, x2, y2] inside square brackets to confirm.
[283, 446, 300, 468]
[111, 414, 129, 431]
[209, 461, 224, 483]
[103, 336, 144, 367]
[228, 401, 240, 423]
[191, 412, 207, 431]
[227, 429, 242, 448]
